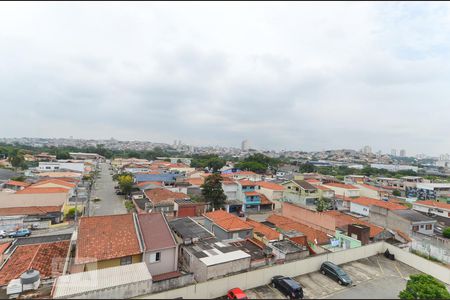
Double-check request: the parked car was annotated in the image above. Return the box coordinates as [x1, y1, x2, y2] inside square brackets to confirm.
[226, 288, 247, 299]
[0, 230, 7, 239]
[320, 261, 352, 285]
[8, 229, 31, 238]
[115, 190, 125, 195]
[238, 211, 245, 217]
[271, 276, 304, 299]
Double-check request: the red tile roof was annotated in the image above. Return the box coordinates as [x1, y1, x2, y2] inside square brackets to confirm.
[15, 187, 69, 195]
[245, 218, 280, 241]
[358, 183, 383, 192]
[267, 214, 330, 245]
[137, 181, 164, 187]
[323, 210, 384, 238]
[204, 210, 253, 232]
[144, 188, 189, 204]
[186, 178, 204, 186]
[239, 180, 257, 186]
[351, 197, 407, 210]
[316, 185, 332, 191]
[306, 179, 321, 184]
[75, 214, 141, 264]
[33, 179, 76, 188]
[257, 193, 273, 205]
[137, 213, 176, 252]
[0, 206, 62, 216]
[324, 183, 359, 190]
[255, 181, 284, 191]
[4, 180, 30, 187]
[414, 200, 450, 210]
[0, 242, 11, 254]
[0, 241, 70, 285]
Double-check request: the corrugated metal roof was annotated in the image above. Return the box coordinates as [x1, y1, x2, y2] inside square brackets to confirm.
[200, 249, 250, 266]
[52, 262, 152, 298]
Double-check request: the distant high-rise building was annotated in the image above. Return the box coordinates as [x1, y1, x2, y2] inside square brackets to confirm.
[241, 139, 250, 151]
[400, 149, 406, 157]
[362, 145, 372, 154]
[439, 154, 450, 161]
[391, 149, 397, 156]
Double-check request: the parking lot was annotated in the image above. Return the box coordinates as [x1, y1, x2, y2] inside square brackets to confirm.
[243, 255, 421, 299]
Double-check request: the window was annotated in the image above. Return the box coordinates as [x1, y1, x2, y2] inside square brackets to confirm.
[149, 252, 161, 263]
[420, 225, 424, 228]
[412, 225, 419, 231]
[120, 256, 132, 265]
[54, 166, 59, 170]
[426, 224, 432, 230]
[45, 166, 51, 169]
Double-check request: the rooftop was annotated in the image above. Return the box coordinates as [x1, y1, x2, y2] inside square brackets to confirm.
[292, 180, 317, 191]
[245, 218, 280, 241]
[351, 197, 407, 211]
[323, 210, 384, 238]
[413, 200, 450, 210]
[4, 180, 30, 187]
[270, 239, 305, 254]
[394, 210, 437, 223]
[229, 239, 267, 261]
[144, 188, 189, 205]
[0, 240, 70, 286]
[75, 214, 141, 264]
[169, 217, 214, 241]
[204, 210, 253, 232]
[323, 182, 359, 190]
[15, 187, 69, 194]
[52, 262, 152, 299]
[0, 206, 62, 216]
[137, 213, 176, 252]
[255, 181, 284, 191]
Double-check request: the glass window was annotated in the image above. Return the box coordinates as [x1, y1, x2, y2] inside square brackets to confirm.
[120, 256, 132, 265]
[426, 224, 432, 230]
[412, 225, 419, 231]
[149, 252, 161, 263]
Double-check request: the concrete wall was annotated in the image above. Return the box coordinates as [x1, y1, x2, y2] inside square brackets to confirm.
[411, 240, 450, 264]
[144, 247, 177, 276]
[136, 242, 383, 299]
[281, 202, 336, 234]
[61, 280, 152, 299]
[151, 273, 195, 293]
[84, 254, 142, 271]
[350, 202, 369, 216]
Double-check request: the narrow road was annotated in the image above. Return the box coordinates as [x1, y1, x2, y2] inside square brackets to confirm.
[89, 162, 127, 216]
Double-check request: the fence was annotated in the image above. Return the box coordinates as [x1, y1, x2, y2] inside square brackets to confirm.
[135, 242, 450, 299]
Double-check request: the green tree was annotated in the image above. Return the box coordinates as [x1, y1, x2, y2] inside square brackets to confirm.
[399, 274, 450, 299]
[201, 174, 227, 209]
[235, 161, 267, 173]
[393, 189, 402, 197]
[443, 227, 450, 238]
[56, 151, 71, 159]
[10, 176, 26, 182]
[206, 157, 226, 173]
[316, 198, 327, 212]
[8, 149, 25, 169]
[118, 174, 133, 195]
[299, 163, 316, 173]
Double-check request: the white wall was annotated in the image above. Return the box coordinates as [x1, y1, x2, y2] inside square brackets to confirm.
[412, 204, 449, 219]
[39, 162, 85, 173]
[350, 202, 369, 216]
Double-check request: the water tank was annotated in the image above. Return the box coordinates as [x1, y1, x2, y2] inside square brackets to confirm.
[20, 269, 40, 291]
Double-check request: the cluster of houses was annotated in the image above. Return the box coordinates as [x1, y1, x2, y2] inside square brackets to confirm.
[0, 154, 448, 298]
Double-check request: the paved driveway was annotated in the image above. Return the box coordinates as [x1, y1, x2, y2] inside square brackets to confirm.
[243, 255, 422, 299]
[89, 163, 127, 216]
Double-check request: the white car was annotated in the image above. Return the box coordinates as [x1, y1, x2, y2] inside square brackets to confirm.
[0, 230, 7, 239]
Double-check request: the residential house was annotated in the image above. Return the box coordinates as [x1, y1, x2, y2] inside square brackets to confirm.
[135, 213, 178, 276]
[348, 197, 407, 217]
[413, 200, 450, 225]
[282, 180, 320, 207]
[134, 173, 181, 186]
[144, 188, 190, 217]
[369, 206, 437, 236]
[169, 217, 251, 282]
[0, 238, 70, 288]
[322, 182, 360, 199]
[0, 205, 63, 228]
[344, 175, 368, 184]
[245, 218, 282, 244]
[236, 180, 273, 212]
[267, 239, 309, 262]
[222, 171, 262, 181]
[203, 210, 253, 240]
[1, 180, 30, 192]
[375, 177, 403, 190]
[38, 162, 85, 173]
[74, 214, 142, 272]
[353, 183, 390, 200]
[256, 181, 284, 209]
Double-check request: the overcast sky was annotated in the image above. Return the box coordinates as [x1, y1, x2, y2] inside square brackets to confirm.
[1, 2, 449, 155]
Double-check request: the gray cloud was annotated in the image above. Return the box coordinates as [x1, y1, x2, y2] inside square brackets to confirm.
[0, 2, 449, 155]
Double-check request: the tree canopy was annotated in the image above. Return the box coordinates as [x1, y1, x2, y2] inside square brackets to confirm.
[117, 174, 133, 195]
[201, 174, 227, 209]
[399, 274, 450, 299]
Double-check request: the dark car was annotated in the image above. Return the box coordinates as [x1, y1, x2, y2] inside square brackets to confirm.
[271, 276, 304, 299]
[115, 190, 125, 195]
[320, 261, 352, 286]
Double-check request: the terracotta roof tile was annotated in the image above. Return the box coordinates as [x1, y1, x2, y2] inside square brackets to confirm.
[4, 180, 30, 187]
[324, 182, 359, 190]
[75, 214, 141, 264]
[245, 191, 260, 196]
[0, 242, 11, 254]
[0, 241, 69, 285]
[137, 181, 164, 187]
[255, 181, 284, 191]
[245, 218, 280, 241]
[0, 206, 62, 216]
[414, 200, 450, 210]
[257, 193, 273, 205]
[185, 178, 204, 186]
[239, 180, 257, 186]
[351, 197, 407, 210]
[15, 187, 69, 195]
[267, 215, 330, 245]
[33, 179, 76, 188]
[204, 210, 253, 232]
[144, 188, 189, 204]
[323, 211, 384, 238]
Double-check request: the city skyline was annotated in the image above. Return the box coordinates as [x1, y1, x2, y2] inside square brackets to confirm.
[1, 2, 450, 155]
